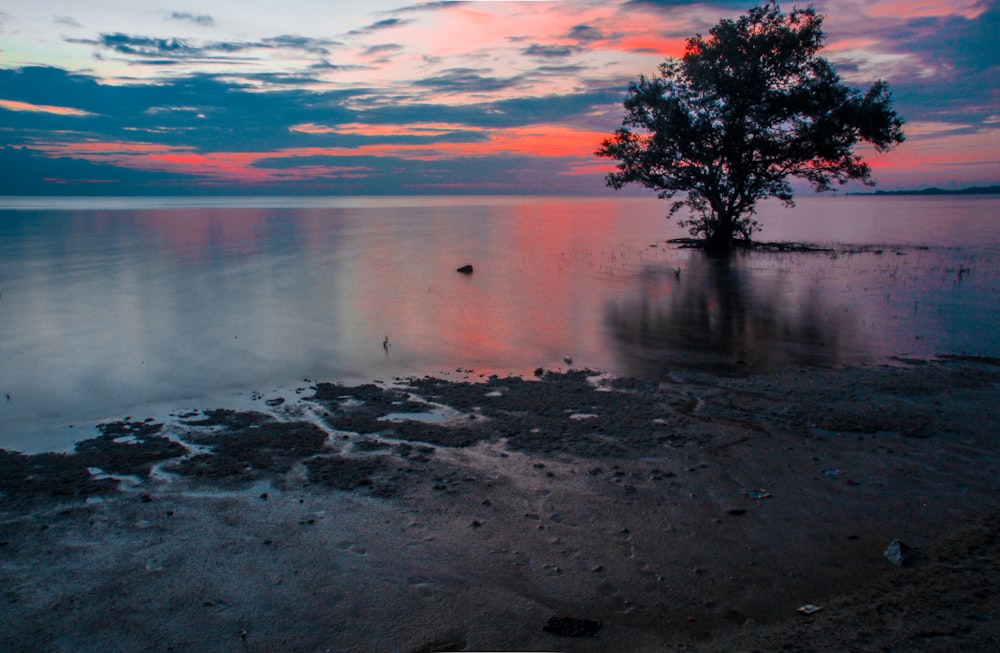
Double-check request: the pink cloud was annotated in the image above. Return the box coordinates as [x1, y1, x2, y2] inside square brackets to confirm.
[275, 124, 608, 161]
[29, 140, 371, 184]
[862, 127, 1000, 186]
[863, 0, 988, 19]
[291, 122, 481, 137]
[0, 99, 96, 117]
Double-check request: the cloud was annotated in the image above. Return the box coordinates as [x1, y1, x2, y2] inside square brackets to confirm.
[413, 67, 516, 93]
[145, 123, 601, 176]
[566, 24, 604, 44]
[822, 3, 999, 130]
[97, 33, 198, 57]
[348, 17, 412, 35]
[0, 56, 626, 195]
[362, 43, 404, 57]
[310, 60, 370, 73]
[523, 44, 577, 58]
[53, 15, 83, 29]
[3, 0, 997, 194]
[623, 0, 747, 8]
[391, 2, 469, 14]
[862, 0, 988, 20]
[262, 35, 342, 54]
[170, 12, 215, 26]
[0, 98, 96, 117]
[0, 66, 108, 115]
[63, 31, 349, 75]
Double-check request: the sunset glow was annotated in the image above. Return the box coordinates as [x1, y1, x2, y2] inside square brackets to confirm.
[0, 0, 996, 194]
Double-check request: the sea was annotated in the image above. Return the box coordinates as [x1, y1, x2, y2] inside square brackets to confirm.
[1, 194, 997, 452]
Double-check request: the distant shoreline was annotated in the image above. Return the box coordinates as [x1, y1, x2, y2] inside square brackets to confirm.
[849, 184, 1000, 196]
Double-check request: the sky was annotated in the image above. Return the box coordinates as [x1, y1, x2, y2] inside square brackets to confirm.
[0, 0, 997, 196]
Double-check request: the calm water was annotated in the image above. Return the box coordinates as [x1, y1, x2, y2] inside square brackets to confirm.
[1, 194, 998, 451]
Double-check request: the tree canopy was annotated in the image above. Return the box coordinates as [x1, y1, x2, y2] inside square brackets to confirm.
[596, 2, 905, 249]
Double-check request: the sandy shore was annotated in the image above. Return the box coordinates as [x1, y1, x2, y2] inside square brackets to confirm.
[1, 357, 998, 652]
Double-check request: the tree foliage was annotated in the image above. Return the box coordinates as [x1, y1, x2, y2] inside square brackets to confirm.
[596, 2, 905, 249]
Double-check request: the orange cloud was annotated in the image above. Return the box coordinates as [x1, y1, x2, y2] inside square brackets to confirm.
[22, 122, 614, 186]
[28, 139, 373, 184]
[0, 99, 96, 117]
[144, 152, 274, 182]
[277, 124, 606, 162]
[825, 38, 879, 52]
[40, 119, 987, 190]
[607, 36, 686, 58]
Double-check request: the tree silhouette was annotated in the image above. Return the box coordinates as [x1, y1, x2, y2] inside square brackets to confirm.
[597, 2, 905, 250]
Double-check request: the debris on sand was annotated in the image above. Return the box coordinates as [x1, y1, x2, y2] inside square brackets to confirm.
[883, 539, 925, 567]
[744, 489, 772, 499]
[542, 615, 602, 637]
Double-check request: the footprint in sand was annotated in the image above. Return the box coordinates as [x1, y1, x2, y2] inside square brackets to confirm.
[335, 540, 368, 556]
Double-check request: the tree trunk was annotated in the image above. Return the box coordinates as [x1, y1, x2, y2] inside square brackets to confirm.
[705, 211, 736, 251]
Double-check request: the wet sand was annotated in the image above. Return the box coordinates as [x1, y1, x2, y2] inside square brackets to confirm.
[1, 357, 998, 652]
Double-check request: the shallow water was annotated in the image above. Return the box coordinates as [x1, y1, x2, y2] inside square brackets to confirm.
[1, 194, 998, 451]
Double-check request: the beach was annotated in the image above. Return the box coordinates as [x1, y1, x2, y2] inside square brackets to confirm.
[1, 356, 998, 651]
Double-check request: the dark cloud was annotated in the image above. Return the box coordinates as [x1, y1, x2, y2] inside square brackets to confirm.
[896, 8, 999, 75]
[531, 64, 587, 77]
[310, 60, 369, 73]
[357, 87, 621, 131]
[413, 68, 515, 93]
[170, 12, 214, 26]
[362, 43, 404, 57]
[0, 61, 629, 195]
[567, 24, 604, 44]
[0, 145, 206, 195]
[624, 0, 747, 8]
[228, 71, 330, 87]
[262, 34, 341, 54]
[0, 66, 109, 113]
[523, 44, 576, 58]
[391, 2, 468, 14]
[822, 6, 999, 127]
[0, 143, 603, 197]
[53, 16, 83, 29]
[64, 31, 345, 68]
[0, 63, 612, 135]
[347, 18, 411, 36]
[0, 62, 606, 145]
[63, 33, 254, 64]
[97, 33, 196, 56]
[0, 66, 353, 151]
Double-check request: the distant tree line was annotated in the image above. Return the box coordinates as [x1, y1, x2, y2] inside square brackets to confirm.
[863, 185, 1000, 196]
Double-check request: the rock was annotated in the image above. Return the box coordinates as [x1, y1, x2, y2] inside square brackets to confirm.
[456, 264, 473, 274]
[884, 539, 924, 567]
[542, 616, 602, 637]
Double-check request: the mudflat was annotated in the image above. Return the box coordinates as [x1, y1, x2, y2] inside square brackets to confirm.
[1, 357, 998, 652]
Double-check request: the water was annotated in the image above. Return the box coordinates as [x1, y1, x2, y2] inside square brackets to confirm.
[1, 194, 998, 451]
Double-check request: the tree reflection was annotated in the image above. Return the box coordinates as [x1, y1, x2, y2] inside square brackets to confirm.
[605, 251, 857, 376]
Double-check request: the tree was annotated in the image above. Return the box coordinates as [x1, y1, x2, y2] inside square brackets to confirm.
[596, 2, 905, 250]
